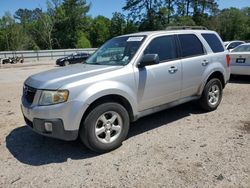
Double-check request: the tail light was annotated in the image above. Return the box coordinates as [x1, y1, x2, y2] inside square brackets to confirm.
[226, 54, 230, 67]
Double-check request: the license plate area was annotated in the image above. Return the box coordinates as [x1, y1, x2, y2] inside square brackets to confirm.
[236, 58, 246, 63]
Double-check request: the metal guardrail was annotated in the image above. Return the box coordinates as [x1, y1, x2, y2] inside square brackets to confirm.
[0, 48, 97, 61]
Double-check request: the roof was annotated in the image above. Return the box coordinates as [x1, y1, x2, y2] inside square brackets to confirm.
[120, 29, 216, 38]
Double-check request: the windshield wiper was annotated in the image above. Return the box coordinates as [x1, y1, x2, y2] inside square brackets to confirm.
[84, 62, 102, 65]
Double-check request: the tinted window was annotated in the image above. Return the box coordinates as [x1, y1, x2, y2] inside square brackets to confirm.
[144, 35, 177, 62]
[202, 33, 224, 53]
[228, 42, 244, 50]
[178, 34, 204, 58]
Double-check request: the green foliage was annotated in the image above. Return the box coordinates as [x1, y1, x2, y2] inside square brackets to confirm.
[212, 8, 249, 41]
[0, 0, 249, 51]
[124, 20, 138, 34]
[171, 16, 196, 26]
[90, 16, 111, 47]
[76, 32, 91, 48]
[110, 12, 126, 38]
[53, 0, 90, 48]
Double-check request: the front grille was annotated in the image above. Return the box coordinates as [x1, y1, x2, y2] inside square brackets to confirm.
[23, 85, 37, 104]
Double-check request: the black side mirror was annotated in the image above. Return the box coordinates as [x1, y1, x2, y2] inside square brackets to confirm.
[138, 54, 160, 68]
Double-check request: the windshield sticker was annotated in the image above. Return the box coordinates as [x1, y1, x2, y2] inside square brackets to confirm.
[122, 56, 129, 62]
[127, 37, 144, 42]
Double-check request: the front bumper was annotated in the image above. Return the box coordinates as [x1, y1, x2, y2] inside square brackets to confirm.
[23, 116, 78, 141]
[56, 61, 64, 66]
[21, 97, 86, 141]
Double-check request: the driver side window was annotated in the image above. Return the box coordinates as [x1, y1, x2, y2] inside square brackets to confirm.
[144, 35, 177, 62]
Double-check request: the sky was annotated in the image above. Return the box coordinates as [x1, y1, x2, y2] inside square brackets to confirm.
[0, 0, 249, 18]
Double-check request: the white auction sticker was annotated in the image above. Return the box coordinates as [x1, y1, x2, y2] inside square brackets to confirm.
[127, 37, 144, 42]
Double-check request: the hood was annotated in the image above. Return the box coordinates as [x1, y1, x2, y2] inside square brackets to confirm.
[25, 64, 122, 90]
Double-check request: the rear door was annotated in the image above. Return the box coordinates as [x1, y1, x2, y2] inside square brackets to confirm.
[178, 34, 210, 98]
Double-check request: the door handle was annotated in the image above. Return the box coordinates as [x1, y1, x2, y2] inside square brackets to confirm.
[202, 60, 209, 66]
[168, 66, 178, 74]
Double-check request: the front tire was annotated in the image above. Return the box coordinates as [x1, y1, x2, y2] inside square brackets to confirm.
[199, 78, 223, 112]
[80, 102, 130, 153]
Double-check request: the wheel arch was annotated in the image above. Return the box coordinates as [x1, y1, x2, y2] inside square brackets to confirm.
[206, 71, 225, 88]
[80, 94, 135, 129]
[198, 70, 225, 95]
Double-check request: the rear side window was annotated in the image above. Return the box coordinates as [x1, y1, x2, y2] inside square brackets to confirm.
[144, 35, 177, 62]
[202, 33, 224, 53]
[178, 34, 204, 58]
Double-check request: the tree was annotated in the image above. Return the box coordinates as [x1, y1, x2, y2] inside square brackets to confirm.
[14, 8, 43, 28]
[90, 16, 111, 47]
[213, 8, 249, 41]
[171, 15, 196, 26]
[110, 12, 126, 37]
[76, 32, 91, 48]
[242, 7, 250, 40]
[165, 0, 175, 24]
[32, 13, 54, 49]
[0, 12, 37, 51]
[124, 20, 138, 34]
[53, 0, 90, 48]
[123, 0, 163, 30]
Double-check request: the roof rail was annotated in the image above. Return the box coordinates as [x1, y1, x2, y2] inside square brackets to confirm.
[166, 26, 208, 30]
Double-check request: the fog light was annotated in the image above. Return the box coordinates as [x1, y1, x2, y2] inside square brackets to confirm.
[44, 122, 53, 132]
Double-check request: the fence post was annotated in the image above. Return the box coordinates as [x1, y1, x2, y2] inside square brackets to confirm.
[36, 51, 39, 61]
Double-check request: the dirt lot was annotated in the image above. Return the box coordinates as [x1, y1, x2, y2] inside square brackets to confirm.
[0, 62, 249, 188]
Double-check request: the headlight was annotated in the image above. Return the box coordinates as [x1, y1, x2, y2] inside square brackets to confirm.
[39, 90, 69, 106]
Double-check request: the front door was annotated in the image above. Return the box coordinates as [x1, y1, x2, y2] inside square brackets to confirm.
[135, 35, 182, 111]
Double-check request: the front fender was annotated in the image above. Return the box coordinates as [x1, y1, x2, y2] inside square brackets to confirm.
[77, 79, 137, 113]
[84, 81, 136, 106]
[63, 80, 137, 131]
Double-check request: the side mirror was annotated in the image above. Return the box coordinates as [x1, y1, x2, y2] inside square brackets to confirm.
[138, 54, 160, 68]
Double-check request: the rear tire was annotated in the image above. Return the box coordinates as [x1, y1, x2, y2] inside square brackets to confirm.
[79, 102, 130, 153]
[199, 78, 223, 112]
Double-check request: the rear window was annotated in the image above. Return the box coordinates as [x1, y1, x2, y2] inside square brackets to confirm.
[178, 34, 204, 58]
[232, 45, 250, 52]
[202, 33, 224, 53]
[228, 42, 244, 50]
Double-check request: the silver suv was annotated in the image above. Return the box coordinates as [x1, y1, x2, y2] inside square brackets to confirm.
[21, 29, 230, 153]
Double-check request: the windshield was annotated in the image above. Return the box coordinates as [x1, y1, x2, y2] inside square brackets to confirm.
[85, 36, 145, 66]
[232, 45, 250, 52]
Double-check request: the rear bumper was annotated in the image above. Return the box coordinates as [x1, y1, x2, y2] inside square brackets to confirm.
[231, 65, 250, 75]
[23, 116, 78, 141]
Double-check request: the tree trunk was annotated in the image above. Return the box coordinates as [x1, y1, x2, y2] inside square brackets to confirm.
[167, 0, 171, 24]
[186, 0, 190, 16]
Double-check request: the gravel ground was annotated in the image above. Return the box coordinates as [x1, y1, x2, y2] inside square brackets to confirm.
[0, 62, 249, 188]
